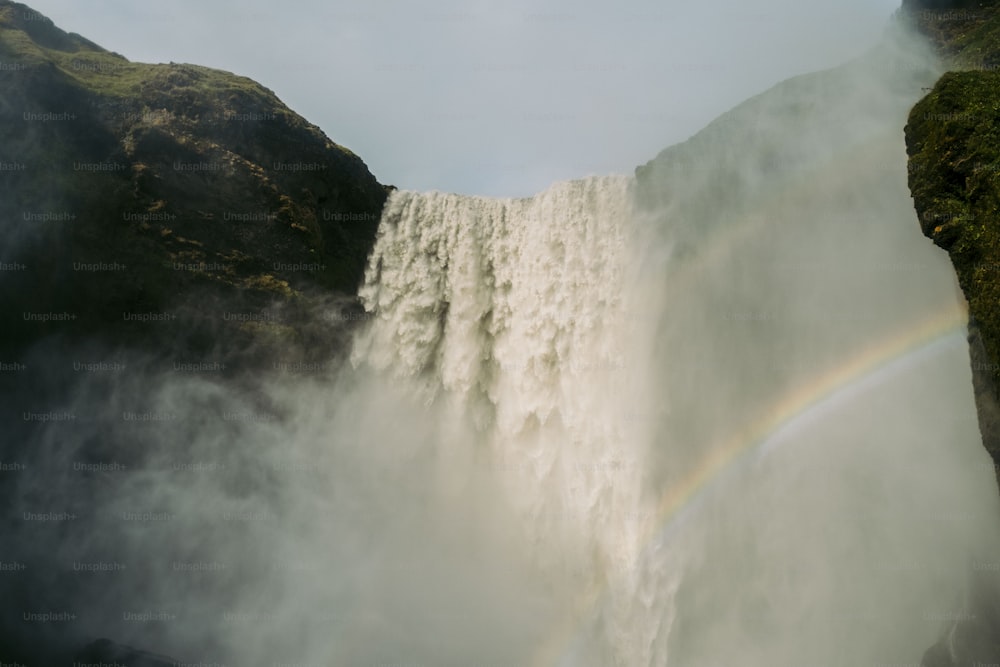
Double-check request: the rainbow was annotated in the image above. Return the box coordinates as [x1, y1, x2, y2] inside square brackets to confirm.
[525, 128, 963, 664]
[530, 303, 968, 666]
[643, 304, 967, 549]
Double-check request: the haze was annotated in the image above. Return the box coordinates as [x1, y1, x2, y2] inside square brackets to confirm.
[26, 0, 899, 196]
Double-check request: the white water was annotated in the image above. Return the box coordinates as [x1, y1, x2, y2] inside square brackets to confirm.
[6, 19, 1000, 667]
[346, 159, 998, 665]
[354, 177, 658, 662]
[338, 26, 1000, 665]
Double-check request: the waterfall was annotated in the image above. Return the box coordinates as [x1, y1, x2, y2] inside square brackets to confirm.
[4, 19, 1000, 667]
[339, 27, 1000, 665]
[352, 177, 660, 662]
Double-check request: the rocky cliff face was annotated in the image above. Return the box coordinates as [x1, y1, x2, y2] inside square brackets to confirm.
[903, 3, 1000, 664]
[904, 0, 1000, 63]
[906, 68, 1000, 484]
[0, 3, 388, 661]
[904, 0, 1000, 484]
[0, 0, 388, 365]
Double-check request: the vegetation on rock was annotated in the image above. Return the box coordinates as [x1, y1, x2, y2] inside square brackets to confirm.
[904, 5, 1000, 480]
[0, 1, 388, 364]
[907, 72, 1000, 385]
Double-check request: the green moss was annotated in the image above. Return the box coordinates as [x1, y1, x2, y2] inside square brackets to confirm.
[906, 70, 1000, 388]
[907, 3, 1000, 69]
[949, 7, 1000, 65]
[0, 0, 388, 358]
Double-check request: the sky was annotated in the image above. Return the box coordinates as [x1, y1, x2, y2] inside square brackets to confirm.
[26, 0, 902, 197]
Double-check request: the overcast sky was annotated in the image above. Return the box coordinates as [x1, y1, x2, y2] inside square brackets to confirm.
[27, 0, 901, 197]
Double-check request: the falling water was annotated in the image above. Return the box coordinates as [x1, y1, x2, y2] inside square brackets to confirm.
[341, 22, 1000, 666]
[354, 177, 655, 663]
[3, 16, 1000, 667]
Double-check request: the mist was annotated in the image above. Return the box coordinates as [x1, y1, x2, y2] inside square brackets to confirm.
[3, 6, 1000, 667]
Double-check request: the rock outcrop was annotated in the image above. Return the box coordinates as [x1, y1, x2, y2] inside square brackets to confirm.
[0, 0, 388, 365]
[903, 3, 1000, 664]
[906, 67, 1000, 484]
[0, 2, 388, 661]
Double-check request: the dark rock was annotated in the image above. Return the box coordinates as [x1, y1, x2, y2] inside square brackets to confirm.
[901, 0, 1000, 65]
[906, 7, 1000, 664]
[970, 320, 1000, 488]
[0, 0, 387, 363]
[74, 638, 177, 667]
[906, 69, 1000, 486]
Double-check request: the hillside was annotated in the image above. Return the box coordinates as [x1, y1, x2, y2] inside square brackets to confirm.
[0, 1, 388, 365]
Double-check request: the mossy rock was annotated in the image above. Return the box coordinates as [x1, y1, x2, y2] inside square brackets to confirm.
[906, 70, 1000, 397]
[0, 0, 388, 360]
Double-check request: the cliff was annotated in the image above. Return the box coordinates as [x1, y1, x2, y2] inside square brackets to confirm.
[904, 1, 1000, 480]
[906, 69, 1000, 480]
[0, 0, 388, 365]
[903, 2, 1000, 664]
[0, 2, 394, 661]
